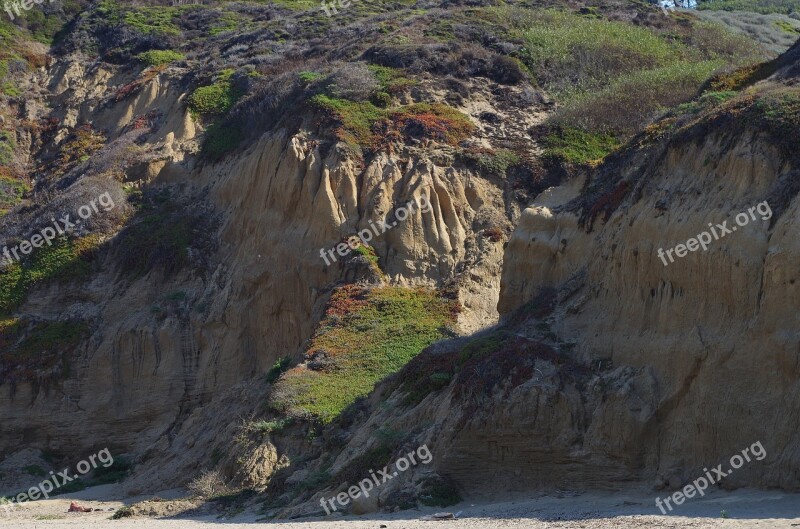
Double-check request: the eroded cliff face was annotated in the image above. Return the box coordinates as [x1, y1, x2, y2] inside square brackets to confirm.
[2, 1, 798, 511]
[0, 49, 533, 490]
[497, 114, 800, 489]
[258, 51, 800, 517]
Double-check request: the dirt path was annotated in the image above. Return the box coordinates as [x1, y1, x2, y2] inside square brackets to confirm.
[1, 487, 798, 528]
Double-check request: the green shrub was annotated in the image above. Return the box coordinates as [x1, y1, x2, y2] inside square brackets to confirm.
[310, 94, 387, 146]
[135, 50, 185, 67]
[554, 60, 724, 136]
[202, 123, 244, 160]
[270, 285, 459, 423]
[775, 19, 800, 33]
[513, 9, 681, 96]
[250, 418, 291, 433]
[189, 70, 242, 117]
[476, 149, 520, 176]
[298, 71, 324, 84]
[111, 507, 133, 519]
[1, 82, 20, 97]
[351, 243, 380, 270]
[371, 91, 392, 108]
[367, 65, 417, 94]
[705, 61, 778, 92]
[0, 175, 29, 214]
[0, 131, 16, 166]
[114, 212, 193, 277]
[751, 87, 800, 134]
[209, 11, 241, 36]
[122, 5, 191, 36]
[266, 356, 292, 383]
[14, 320, 88, 359]
[542, 127, 621, 166]
[0, 236, 100, 315]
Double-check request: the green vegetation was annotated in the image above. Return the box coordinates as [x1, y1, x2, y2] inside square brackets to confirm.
[249, 418, 292, 433]
[311, 95, 476, 149]
[310, 95, 386, 146]
[202, 123, 244, 160]
[0, 131, 16, 166]
[484, 7, 765, 164]
[262, 0, 320, 10]
[368, 65, 418, 95]
[515, 9, 682, 96]
[1, 82, 20, 97]
[298, 71, 324, 84]
[554, 60, 724, 135]
[266, 356, 292, 383]
[0, 174, 29, 214]
[271, 285, 459, 423]
[698, 0, 800, 15]
[56, 126, 105, 177]
[8, 456, 132, 500]
[21, 4, 77, 45]
[751, 87, 800, 134]
[210, 11, 241, 36]
[672, 90, 739, 116]
[0, 236, 101, 315]
[123, 6, 186, 36]
[13, 320, 88, 359]
[467, 149, 521, 176]
[351, 243, 381, 271]
[542, 127, 621, 165]
[332, 428, 407, 485]
[111, 507, 134, 520]
[189, 70, 242, 116]
[135, 50, 186, 67]
[775, 19, 800, 32]
[705, 61, 778, 92]
[114, 211, 193, 277]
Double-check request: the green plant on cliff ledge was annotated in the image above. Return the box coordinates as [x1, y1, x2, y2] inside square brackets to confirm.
[0, 131, 16, 166]
[270, 285, 459, 423]
[202, 123, 244, 160]
[188, 70, 242, 117]
[0, 235, 101, 315]
[311, 95, 475, 149]
[0, 173, 29, 214]
[542, 126, 621, 166]
[752, 88, 800, 132]
[135, 50, 185, 67]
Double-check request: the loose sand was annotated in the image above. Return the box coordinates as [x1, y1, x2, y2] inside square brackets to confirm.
[1, 486, 797, 528]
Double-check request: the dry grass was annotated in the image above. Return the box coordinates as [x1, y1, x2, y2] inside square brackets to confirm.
[694, 10, 800, 54]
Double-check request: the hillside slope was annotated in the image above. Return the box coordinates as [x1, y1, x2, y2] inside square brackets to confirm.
[0, 0, 796, 520]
